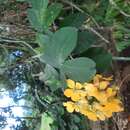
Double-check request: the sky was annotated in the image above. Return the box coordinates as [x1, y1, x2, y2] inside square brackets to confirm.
[0, 86, 30, 130]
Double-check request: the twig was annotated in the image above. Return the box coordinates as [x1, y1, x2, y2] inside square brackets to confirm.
[83, 25, 110, 44]
[60, 0, 84, 13]
[61, 0, 110, 43]
[0, 37, 37, 55]
[60, 0, 100, 28]
[0, 43, 27, 51]
[60, 0, 110, 44]
[34, 85, 49, 108]
[112, 114, 128, 130]
[110, 0, 130, 18]
[119, 74, 130, 88]
[113, 56, 130, 61]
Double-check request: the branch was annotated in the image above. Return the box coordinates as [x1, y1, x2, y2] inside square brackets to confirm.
[60, 0, 111, 44]
[34, 85, 49, 108]
[60, 0, 84, 13]
[0, 37, 37, 55]
[60, 0, 100, 28]
[83, 25, 110, 44]
[112, 56, 130, 61]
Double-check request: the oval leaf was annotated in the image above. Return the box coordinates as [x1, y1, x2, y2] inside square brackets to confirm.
[74, 31, 97, 54]
[27, 0, 62, 31]
[61, 57, 96, 82]
[44, 3, 63, 28]
[41, 27, 78, 67]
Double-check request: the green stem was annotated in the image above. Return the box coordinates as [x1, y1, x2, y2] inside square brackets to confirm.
[112, 56, 130, 61]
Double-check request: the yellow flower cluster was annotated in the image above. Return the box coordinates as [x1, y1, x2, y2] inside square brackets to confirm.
[63, 74, 124, 121]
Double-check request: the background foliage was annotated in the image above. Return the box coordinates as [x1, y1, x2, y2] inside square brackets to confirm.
[0, 0, 130, 130]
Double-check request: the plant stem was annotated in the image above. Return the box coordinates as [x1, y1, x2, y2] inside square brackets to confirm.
[112, 56, 130, 61]
[83, 25, 110, 43]
[0, 37, 37, 55]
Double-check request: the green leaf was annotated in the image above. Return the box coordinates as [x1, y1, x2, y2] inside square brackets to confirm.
[36, 33, 52, 51]
[84, 48, 112, 72]
[36, 65, 62, 92]
[116, 41, 130, 52]
[28, 0, 48, 30]
[74, 31, 97, 54]
[60, 13, 87, 28]
[40, 113, 53, 130]
[42, 65, 59, 81]
[28, 9, 43, 31]
[72, 114, 81, 123]
[61, 57, 96, 82]
[43, 3, 63, 28]
[27, 0, 62, 31]
[40, 65, 63, 91]
[45, 79, 62, 91]
[29, 0, 48, 10]
[41, 27, 78, 67]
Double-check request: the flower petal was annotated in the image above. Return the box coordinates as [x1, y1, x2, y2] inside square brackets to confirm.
[67, 79, 75, 88]
[96, 111, 106, 121]
[99, 81, 109, 90]
[64, 89, 73, 97]
[63, 101, 75, 113]
[102, 76, 113, 81]
[71, 92, 81, 101]
[75, 82, 83, 89]
[86, 111, 98, 121]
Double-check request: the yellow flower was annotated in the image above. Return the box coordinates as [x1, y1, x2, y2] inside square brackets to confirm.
[63, 101, 79, 113]
[63, 75, 123, 121]
[103, 99, 124, 112]
[93, 102, 112, 118]
[95, 92, 108, 103]
[106, 88, 116, 97]
[83, 83, 98, 95]
[84, 84, 108, 103]
[93, 99, 123, 118]
[77, 99, 98, 121]
[71, 91, 83, 101]
[66, 79, 75, 88]
[75, 82, 83, 89]
[96, 111, 106, 121]
[102, 76, 113, 81]
[66, 79, 83, 89]
[103, 111, 112, 118]
[64, 89, 86, 101]
[93, 74, 112, 88]
[85, 111, 98, 121]
[64, 79, 85, 101]
[78, 105, 89, 115]
[93, 74, 102, 86]
[77, 98, 88, 112]
[64, 89, 73, 97]
[93, 102, 103, 110]
[99, 81, 109, 90]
